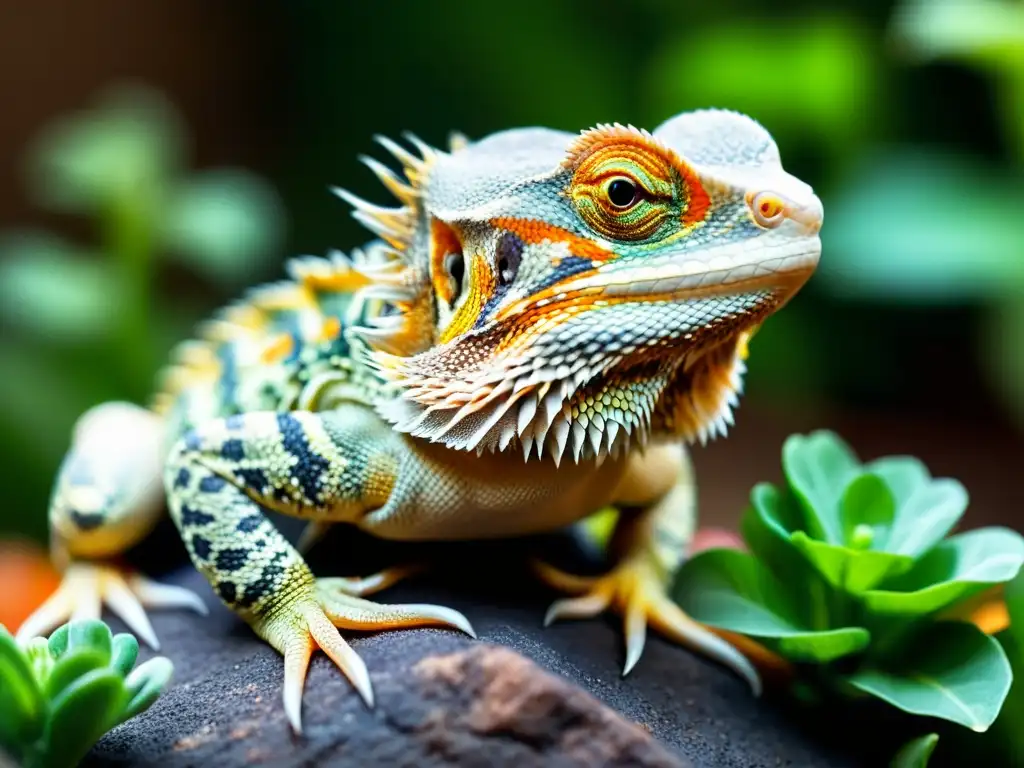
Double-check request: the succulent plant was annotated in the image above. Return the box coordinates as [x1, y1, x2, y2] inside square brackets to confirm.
[0, 619, 173, 768]
[674, 430, 1024, 735]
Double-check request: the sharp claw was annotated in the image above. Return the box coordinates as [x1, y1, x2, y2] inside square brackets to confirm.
[104, 572, 161, 650]
[303, 605, 374, 708]
[318, 589, 476, 640]
[399, 603, 477, 639]
[649, 595, 762, 696]
[622, 598, 647, 677]
[283, 634, 314, 734]
[543, 591, 611, 627]
[129, 575, 209, 616]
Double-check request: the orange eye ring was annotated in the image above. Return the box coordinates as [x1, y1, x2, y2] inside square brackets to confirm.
[750, 192, 786, 228]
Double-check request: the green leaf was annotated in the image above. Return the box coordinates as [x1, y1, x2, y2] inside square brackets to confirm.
[840, 473, 896, 549]
[743, 483, 804, 571]
[847, 621, 1011, 731]
[0, 233, 119, 342]
[782, 430, 860, 544]
[162, 169, 285, 285]
[864, 527, 1024, 615]
[791, 532, 915, 593]
[110, 633, 139, 679]
[0, 627, 46, 745]
[66, 619, 113, 664]
[673, 548, 870, 662]
[890, 733, 939, 768]
[44, 648, 110, 701]
[870, 457, 968, 557]
[120, 656, 173, 724]
[22, 637, 55, 685]
[43, 669, 127, 768]
[48, 624, 70, 657]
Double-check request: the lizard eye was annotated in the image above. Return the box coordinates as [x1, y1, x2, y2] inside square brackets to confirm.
[443, 251, 465, 301]
[605, 177, 639, 209]
[495, 232, 523, 286]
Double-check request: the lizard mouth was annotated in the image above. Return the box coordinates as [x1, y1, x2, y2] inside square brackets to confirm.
[375, 230, 821, 465]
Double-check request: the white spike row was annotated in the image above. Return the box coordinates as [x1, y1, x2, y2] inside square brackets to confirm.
[373, 135, 426, 175]
[358, 154, 419, 206]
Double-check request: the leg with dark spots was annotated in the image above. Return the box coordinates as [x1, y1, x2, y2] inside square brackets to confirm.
[18, 401, 207, 649]
[163, 406, 475, 733]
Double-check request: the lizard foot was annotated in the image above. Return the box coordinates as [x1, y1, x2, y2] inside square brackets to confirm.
[260, 587, 475, 734]
[532, 555, 761, 695]
[16, 562, 208, 649]
[315, 562, 429, 597]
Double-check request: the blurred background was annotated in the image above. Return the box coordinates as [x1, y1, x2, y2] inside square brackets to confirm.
[0, 0, 1021, 618]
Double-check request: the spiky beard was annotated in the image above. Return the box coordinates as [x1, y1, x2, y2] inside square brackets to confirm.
[370, 325, 751, 467]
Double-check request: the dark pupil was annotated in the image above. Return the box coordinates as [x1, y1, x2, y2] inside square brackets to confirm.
[446, 252, 465, 299]
[607, 178, 637, 208]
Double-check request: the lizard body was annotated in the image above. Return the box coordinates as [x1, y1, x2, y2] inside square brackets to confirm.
[19, 108, 823, 732]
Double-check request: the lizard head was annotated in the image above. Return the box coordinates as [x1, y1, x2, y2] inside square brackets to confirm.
[339, 109, 822, 464]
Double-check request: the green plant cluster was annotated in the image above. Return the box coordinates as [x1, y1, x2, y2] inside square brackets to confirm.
[674, 430, 1024, 737]
[0, 620, 173, 768]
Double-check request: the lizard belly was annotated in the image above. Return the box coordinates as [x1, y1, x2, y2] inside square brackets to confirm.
[357, 438, 630, 541]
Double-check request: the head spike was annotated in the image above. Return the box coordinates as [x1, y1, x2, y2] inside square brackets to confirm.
[402, 131, 440, 164]
[331, 187, 414, 250]
[358, 155, 418, 207]
[373, 135, 425, 178]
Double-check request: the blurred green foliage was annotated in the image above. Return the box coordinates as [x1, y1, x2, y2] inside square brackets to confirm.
[0, 0, 1020, 549]
[0, 84, 284, 542]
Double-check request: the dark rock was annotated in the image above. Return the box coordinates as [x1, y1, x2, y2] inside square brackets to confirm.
[85, 529, 863, 767]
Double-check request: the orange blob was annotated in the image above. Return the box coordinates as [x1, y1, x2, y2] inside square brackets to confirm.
[0, 539, 61, 632]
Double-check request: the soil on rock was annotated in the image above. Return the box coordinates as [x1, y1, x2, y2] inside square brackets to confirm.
[85, 528, 864, 767]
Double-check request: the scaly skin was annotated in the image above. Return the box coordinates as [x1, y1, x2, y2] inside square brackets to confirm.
[19, 108, 823, 733]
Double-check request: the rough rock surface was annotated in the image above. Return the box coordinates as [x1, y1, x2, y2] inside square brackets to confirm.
[84, 527, 863, 767]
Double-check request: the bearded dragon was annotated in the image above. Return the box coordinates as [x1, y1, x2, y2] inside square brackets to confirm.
[18, 108, 822, 733]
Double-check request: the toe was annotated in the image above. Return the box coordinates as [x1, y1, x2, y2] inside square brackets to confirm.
[317, 588, 476, 638]
[648, 594, 762, 696]
[303, 604, 374, 708]
[542, 589, 612, 627]
[282, 631, 315, 734]
[103, 571, 160, 650]
[531, 559, 600, 594]
[129, 574, 209, 616]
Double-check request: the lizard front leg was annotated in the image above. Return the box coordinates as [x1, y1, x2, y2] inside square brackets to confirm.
[532, 441, 761, 694]
[164, 405, 474, 733]
[18, 402, 207, 648]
